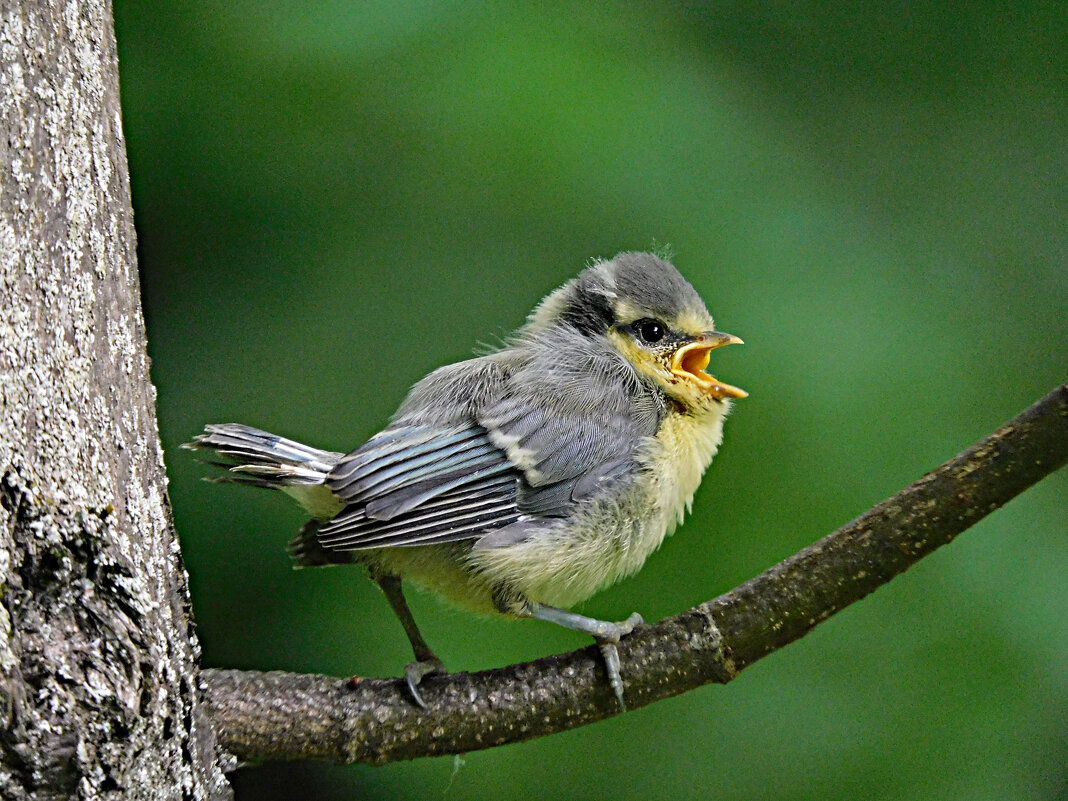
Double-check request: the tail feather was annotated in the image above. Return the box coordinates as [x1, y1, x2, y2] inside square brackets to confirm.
[184, 423, 344, 488]
[287, 520, 356, 567]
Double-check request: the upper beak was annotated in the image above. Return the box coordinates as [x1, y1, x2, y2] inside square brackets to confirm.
[670, 331, 747, 399]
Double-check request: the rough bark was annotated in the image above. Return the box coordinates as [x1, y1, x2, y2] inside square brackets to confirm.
[0, 1, 230, 797]
[203, 383, 1068, 765]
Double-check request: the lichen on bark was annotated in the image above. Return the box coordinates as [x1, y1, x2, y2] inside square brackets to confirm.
[0, 1, 229, 797]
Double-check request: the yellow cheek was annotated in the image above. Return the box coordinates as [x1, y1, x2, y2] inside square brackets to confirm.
[607, 330, 705, 406]
[607, 330, 668, 383]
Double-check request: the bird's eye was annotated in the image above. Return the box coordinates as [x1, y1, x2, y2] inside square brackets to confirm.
[635, 319, 666, 344]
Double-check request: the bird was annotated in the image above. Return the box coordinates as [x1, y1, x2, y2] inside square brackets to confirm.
[186, 251, 746, 710]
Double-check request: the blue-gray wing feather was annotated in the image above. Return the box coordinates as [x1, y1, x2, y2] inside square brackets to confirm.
[317, 423, 520, 548]
[482, 402, 652, 517]
[478, 346, 664, 517]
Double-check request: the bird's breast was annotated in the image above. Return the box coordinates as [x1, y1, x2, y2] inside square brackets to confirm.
[641, 403, 729, 535]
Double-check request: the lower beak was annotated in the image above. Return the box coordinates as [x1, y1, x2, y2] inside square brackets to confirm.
[670, 331, 747, 399]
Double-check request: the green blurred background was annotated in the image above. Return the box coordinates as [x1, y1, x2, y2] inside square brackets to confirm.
[112, 2, 1067, 798]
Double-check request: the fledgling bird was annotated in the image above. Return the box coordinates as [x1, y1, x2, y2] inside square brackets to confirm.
[186, 251, 746, 709]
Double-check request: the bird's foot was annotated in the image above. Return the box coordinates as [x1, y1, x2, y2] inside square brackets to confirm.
[404, 657, 447, 709]
[527, 603, 645, 710]
[594, 612, 644, 711]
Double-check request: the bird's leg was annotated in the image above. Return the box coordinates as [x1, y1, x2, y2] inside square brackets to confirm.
[374, 574, 446, 708]
[527, 602, 644, 710]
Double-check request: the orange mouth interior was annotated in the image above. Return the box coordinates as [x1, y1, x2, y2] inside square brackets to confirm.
[670, 337, 747, 400]
[678, 345, 712, 377]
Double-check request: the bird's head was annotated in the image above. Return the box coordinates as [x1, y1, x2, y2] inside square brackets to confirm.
[524, 252, 746, 409]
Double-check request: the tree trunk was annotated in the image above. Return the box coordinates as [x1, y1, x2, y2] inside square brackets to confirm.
[0, 1, 230, 797]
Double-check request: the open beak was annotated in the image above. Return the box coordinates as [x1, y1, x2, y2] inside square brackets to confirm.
[670, 331, 747, 400]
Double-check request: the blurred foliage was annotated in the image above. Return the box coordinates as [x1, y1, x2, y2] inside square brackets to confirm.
[112, 1, 1066, 799]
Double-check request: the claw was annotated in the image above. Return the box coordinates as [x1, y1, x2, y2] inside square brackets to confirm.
[403, 658, 447, 708]
[598, 641, 627, 710]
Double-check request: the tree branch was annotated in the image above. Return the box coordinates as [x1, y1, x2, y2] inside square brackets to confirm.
[203, 383, 1068, 765]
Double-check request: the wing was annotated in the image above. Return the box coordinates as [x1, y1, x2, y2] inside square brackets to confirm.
[478, 396, 649, 518]
[477, 334, 666, 519]
[315, 338, 665, 551]
[315, 422, 522, 550]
